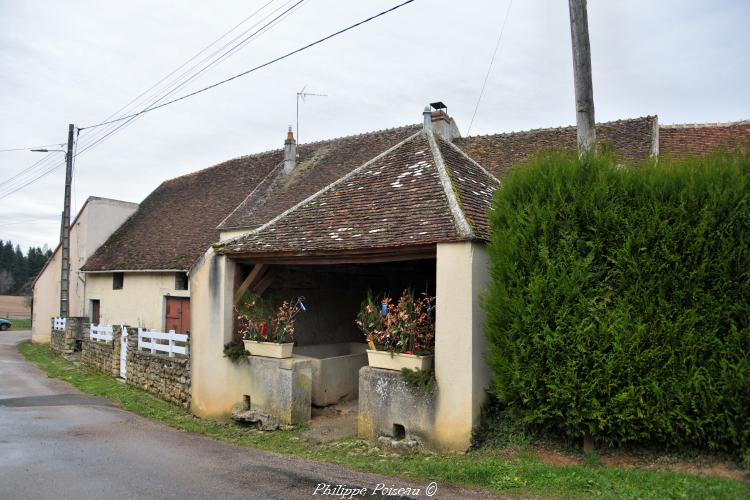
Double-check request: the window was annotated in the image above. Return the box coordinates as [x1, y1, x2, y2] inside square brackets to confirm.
[175, 272, 189, 291]
[113, 272, 124, 290]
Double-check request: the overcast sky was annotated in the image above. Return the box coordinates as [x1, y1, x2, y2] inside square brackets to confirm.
[1, 0, 748, 251]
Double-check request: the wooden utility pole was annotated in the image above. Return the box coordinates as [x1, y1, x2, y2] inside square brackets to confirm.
[59, 124, 74, 318]
[568, 0, 596, 152]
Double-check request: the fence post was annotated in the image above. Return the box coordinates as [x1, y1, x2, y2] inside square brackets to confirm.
[168, 329, 175, 357]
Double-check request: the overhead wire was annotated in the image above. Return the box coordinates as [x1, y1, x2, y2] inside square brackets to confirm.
[467, 0, 513, 135]
[73, 0, 299, 157]
[0, 143, 64, 153]
[75, 0, 307, 158]
[80, 0, 416, 131]
[0, 1, 285, 199]
[1, 0, 416, 199]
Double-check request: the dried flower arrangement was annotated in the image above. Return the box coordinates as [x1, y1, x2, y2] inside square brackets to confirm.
[235, 293, 306, 344]
[355, 289, 435, 356]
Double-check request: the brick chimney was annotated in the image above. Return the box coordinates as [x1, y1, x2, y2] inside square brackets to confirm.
[283, 125, 297, 174]
[422, 102, 461, 142]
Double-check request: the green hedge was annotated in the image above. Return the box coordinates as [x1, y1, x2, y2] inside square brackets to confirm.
[484, 150, 750, 456]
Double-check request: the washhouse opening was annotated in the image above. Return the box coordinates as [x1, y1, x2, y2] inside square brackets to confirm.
[233, 258, 436, 421]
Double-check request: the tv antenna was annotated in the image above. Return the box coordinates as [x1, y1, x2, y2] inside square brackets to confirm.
[296, 85, 327, 146]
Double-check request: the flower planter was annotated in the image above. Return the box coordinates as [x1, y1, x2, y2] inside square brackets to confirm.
[366, 349, 433, 371]
[243, 340, 294, 359]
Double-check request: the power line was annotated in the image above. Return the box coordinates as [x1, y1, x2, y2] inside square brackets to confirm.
[75, 0, 307, 157]
[0, 159, 66, 199]
[72, 0, 296, 156]
[0, 143, 63, 152]
[0, 2, 286, 199]
[1, 0, 415, 200]
[81, 0, 416, 130]
[87, 0, 278, 131]
[467, 0, 513, 135]
[0, 152, 58, 186]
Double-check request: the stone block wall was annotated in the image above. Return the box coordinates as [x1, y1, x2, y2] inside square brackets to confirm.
[80, 325, 126, 377]
[242, 355, 312, 425]
[50, 317, 89, 355]
[126, 332, 191, 408]
[81, 339, 116, 374]
[358, 366, 438, 448]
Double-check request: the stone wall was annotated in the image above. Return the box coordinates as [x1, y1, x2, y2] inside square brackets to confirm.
[81, 339, 116, 375]
[358, 366, 438, 448]
[242, 355, 312, 425]
[80, 325, 126, 377]
[126, 332, 191, 408]
[50, 317, 89, 355]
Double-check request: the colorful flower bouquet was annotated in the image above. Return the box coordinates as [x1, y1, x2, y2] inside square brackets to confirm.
[236, 293, 306, 358]
[355, 289, 435, 370]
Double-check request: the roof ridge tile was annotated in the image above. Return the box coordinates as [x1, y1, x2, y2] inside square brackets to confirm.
[461, 116, 657, 140]
[660, 119, 750, 129]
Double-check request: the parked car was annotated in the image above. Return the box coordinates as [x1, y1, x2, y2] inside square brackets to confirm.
[0, 318, 11, 331]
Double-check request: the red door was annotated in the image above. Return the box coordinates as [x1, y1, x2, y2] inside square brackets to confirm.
[165, 297, 190, 334]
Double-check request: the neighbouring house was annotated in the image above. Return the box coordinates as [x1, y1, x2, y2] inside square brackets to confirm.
[67, 104, 749, 451]
[31, 196, 138, 343]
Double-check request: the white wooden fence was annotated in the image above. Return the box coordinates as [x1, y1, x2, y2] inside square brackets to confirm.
[137, 328, 188, 357]
[53, 317, 66, 331]
[90, 324, 113, 342]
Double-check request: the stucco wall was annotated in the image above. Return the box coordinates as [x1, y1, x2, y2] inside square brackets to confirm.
[32, 250, 61, 343]
[190, 250, 311, 423]
[190, 250, 244, 416]
[85, 272, 189, 330]
[433, 241, 491, 450]
[32, 197, 137, 343]
[219, 229, 250, 241]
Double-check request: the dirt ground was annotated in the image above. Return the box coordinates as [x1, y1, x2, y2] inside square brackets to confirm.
[0, 295, 30, 319]
[301, 399, 359, 444]
[531, 445, 749, 483]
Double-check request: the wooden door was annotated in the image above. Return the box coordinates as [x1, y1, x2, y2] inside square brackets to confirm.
[165, 297, 190, 334]
[91, 300, 100, 324]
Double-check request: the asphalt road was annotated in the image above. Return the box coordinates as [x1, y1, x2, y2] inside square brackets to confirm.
[0, 331, 498, 500]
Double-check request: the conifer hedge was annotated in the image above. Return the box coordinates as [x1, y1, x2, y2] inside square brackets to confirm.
[484, 151, 750, 456]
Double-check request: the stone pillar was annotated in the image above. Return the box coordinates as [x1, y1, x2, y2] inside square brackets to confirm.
[433, 241, 491, 450]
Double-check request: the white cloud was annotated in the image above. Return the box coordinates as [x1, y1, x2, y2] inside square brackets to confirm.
[1, 0, 748, 250]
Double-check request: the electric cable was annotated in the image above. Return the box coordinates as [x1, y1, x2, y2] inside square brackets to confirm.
[467, 0, 513, 135]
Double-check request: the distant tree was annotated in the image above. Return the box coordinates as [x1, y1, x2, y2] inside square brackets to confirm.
[0, 269, 14, 294]
[0, 240, 54, 295]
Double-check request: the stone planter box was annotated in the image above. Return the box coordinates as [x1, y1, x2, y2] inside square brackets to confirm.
[244, 340, 294, 359]
[366, 350, 433, 371]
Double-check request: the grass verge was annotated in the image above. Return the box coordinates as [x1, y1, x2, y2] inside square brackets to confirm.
[7, 318, 31, 330]
[18, 342, 750, 499]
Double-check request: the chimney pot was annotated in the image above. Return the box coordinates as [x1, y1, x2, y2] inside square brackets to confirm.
[422, 106, 432, 132]
[423, 102, 461, 142]
[284, 125, 297, 174]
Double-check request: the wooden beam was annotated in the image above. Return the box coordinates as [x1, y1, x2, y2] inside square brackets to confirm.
[252, 270, 276, 297]
[233, 264, 267, 303]
[229, 246, 439, 266]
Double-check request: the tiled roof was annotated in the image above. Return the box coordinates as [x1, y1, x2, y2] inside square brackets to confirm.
[216, 131, 500, 258]
[86, 114, 744, 270]
[454, 116, 657, 178]
[219, 125, 421, 230]
[659, 120, 750, 157]
[81, 153, 280, 271]
[435, 136, 498, 239]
